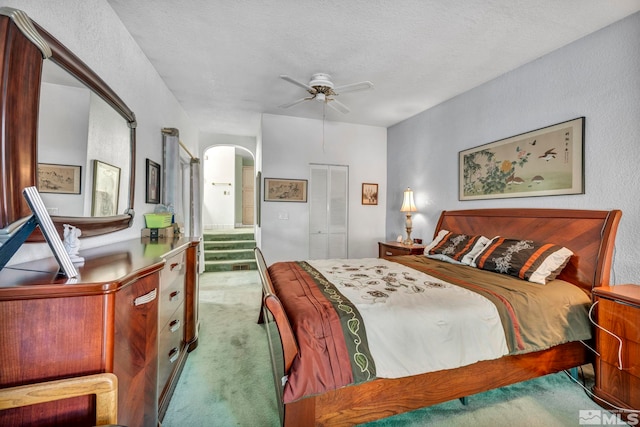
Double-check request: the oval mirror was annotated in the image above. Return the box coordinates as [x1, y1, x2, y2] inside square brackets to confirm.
[0, 8, 136, 240]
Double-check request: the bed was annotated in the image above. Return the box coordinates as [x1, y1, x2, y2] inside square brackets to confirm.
[255, 208, 621, 427]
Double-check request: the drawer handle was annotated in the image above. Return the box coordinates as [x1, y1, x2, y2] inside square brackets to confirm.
[134, 288, 157, 306]
[169, 290, 181, 301]
[170, 262, 183, 272]
[169, 319, 181, 333]
[385, 251, 393, 256]
[168, 347, 180, 363]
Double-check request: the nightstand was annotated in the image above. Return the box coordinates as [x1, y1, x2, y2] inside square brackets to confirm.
[378, 241, 426, 258]
[592, 285, 640, 416]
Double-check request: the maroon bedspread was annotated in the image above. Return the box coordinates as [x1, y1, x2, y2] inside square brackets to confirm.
[268, 261, 375, 403]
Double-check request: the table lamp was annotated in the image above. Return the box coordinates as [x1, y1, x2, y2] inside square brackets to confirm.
[400, 187, 417, 245]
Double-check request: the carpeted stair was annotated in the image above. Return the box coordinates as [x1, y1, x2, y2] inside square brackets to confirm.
[203, 229, 256, 272]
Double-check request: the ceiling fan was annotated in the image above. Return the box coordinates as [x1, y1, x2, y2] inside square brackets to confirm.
[278, 73, 373, 114]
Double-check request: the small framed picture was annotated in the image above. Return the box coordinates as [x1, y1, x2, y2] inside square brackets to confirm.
[37, 163, 82, 194]
[92, 160, 121, 217]
[264, 178, 307, 202]
[146, 159, 161, 204]
[362, 183, 378, 205]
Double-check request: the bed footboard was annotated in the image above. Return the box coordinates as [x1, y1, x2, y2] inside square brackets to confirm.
[284, 341, 590, 427]
[255, 248, 299, 425]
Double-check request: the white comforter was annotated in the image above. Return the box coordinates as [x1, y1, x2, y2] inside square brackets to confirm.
[307, 258, 509, 378]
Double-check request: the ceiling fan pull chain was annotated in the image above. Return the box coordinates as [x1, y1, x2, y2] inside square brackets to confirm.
[322, 103, 326, 153]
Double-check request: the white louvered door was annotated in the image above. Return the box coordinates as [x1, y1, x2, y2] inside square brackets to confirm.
[309, 164, 348, 259]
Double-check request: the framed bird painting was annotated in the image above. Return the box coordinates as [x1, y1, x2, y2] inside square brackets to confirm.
[459, 117, 584, 200]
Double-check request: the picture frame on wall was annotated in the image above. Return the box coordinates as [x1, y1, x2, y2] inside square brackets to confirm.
[362, 183, 378, 205]
[459, 117, 585, 201]
[92, 160, 121, 216]
[37, 163, 82, 194]
[146, 159, 161, 204]
[264, 178, 307, 202]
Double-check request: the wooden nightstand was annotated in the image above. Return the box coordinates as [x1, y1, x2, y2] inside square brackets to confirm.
[592, 285, 640, 416]
[378, 241, 426, 258]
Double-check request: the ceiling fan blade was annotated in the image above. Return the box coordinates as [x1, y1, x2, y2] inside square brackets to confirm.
[278, 96, 313, 109]
[327, 98, 350, 114]
[280, 75, 314, 91]
[333, 81, 373, 94]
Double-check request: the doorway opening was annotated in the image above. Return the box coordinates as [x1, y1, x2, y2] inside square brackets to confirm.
[202, 145, 255, 231]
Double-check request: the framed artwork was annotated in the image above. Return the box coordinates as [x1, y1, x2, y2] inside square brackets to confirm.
[264, 178, 307, 202]
[459, 117, 584, 201]
[146, 159, 161, 204]
[37, 163, 81, 194]
[362, 183, 378, 205]
[92, 160, 120, 216]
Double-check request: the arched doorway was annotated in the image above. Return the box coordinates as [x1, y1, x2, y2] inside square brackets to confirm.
[202, 145, 255, 231]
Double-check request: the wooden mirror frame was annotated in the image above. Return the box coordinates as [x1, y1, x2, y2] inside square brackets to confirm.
[0, 8, 136, 240]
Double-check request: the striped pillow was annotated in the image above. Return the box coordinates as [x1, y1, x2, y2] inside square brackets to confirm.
[425, 230, 490, 266]
[473, 237, 573, 284]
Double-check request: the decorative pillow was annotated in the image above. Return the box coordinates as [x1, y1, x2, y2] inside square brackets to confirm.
[473, 237, 573, 284]
[424, 230, 490, 266]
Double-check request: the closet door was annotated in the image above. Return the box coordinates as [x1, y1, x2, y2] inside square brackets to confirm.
[309, 164, 348, 259]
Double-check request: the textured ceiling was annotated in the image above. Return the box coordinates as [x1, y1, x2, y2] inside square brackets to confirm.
[107, 0, 640, 137]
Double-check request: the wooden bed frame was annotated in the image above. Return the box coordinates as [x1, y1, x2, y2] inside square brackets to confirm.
[255, 208, 622, 427]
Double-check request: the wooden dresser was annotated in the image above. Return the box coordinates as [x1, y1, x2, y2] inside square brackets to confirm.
[0, 237, 200, 427]
[592, 285, 640, 418]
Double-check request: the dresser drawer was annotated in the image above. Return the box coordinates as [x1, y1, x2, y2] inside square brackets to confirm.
[597, 360, 640, 409]
[598, 298, 640, 343]
[161, 251, 186, 290]
[159, 280, 184, 331]
[159, 254, 186, 330]
[158, 302, 185, 395]
[597, 297, 640, 379]
[381, 246, 408, 257]
[378, 242, 425, 258]
[598, 328, 640, 378]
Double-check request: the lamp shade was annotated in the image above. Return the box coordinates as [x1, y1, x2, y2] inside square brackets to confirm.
[400, 188, 417, 212]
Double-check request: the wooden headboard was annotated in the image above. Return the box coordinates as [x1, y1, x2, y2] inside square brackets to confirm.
[435, 208, 622, 294]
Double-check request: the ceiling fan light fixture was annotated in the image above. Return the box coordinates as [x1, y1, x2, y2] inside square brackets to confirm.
[309, 73, 333, 89]
[316, 93, 326, 102]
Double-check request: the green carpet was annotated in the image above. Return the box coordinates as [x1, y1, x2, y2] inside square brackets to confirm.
[162, 271, 608, 427]
[162, 271, 279, 427]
